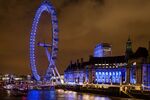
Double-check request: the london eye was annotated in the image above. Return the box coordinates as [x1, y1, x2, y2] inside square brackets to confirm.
[29, 0, 61, 82]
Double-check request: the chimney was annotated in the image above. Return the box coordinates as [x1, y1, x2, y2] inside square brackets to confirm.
[89, 55, 93, 61]
[77, 59, 79, 64]
[70, 60, 72, 65]
[81, 58, 83, 63]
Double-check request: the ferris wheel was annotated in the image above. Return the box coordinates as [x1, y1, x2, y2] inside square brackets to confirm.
[29, 0, 61, 83]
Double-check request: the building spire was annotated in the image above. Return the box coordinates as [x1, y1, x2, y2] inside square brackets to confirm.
[128, 33, 131, 41]
[125, 33, 133, 60]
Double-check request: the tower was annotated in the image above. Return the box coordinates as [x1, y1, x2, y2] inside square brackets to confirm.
[125, 35, 133, 84]
[93, 43, 112, 57]
[125, 35, 133, 61]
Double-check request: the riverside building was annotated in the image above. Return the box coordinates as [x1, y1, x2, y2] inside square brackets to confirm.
[64, 38, 150, 90]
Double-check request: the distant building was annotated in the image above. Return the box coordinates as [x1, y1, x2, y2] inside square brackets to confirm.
[94, 43, 112, 57]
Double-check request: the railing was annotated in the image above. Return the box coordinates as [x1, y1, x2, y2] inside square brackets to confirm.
[142, 85, 150, 91]
[121, 89, 134, 98]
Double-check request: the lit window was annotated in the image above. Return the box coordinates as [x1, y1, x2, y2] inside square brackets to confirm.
[106, 72, 108, 75]
[116, 72, 118, 76]
[95, 64, 98, 66]
[96, 72, 98, 75]
[119, 71, 121, 75]
[109, 72, 111, 75]
[102, 72, 104, 75]
[113, 72, 115, 75]
[133, 62, 136, 66]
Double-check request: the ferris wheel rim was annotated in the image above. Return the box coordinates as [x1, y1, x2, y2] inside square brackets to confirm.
[29, 1, 58, 81]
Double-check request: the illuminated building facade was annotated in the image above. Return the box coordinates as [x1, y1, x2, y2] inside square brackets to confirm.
[127, 42, 150, 88]
[91, 56, 126, 84]
[64, 56, 127, 85]
[64, 39, 150, 89]
[94, 43, 112, 57]
[142, 64, 150, 88]
[64, 59, 88, 85]
[125, 46, 150, 89]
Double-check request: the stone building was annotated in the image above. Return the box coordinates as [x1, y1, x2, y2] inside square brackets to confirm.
[64, 38, 150, 89]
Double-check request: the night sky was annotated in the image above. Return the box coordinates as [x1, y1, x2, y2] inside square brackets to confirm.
[0, 0, 150, 75]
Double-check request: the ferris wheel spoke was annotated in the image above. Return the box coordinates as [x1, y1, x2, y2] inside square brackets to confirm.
[29, 1, 62, 83]
[37, 42, 52, 47]
[45, 48, 51, 62]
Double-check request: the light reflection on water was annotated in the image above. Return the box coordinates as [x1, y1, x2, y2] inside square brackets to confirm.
[1, 89, 142, 100]
[27, 89, 141, 100]
[27, 90, 56, 100]
[27, 89, 111, 100]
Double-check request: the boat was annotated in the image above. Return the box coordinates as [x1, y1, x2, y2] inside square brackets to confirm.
[3, 84, 14, 90]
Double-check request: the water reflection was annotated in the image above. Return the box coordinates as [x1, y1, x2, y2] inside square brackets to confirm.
[56, 89, 111, 100]
[0, 88, 140, 100]
[27, 89, 134, 100]
[27, 90, 56, 100]
[27, 90, 40, 100]
[43, 90, 56, 100]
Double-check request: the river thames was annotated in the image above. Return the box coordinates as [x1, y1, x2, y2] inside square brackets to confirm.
[0, 89, 143, 100]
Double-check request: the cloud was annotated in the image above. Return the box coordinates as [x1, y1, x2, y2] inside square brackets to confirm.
[0, 0, 150, 75]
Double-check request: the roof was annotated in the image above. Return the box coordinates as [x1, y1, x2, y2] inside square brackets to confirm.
[65, 55, 126, 72]
[89, 56, 126, 64]
[95, 43, 112, 48]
